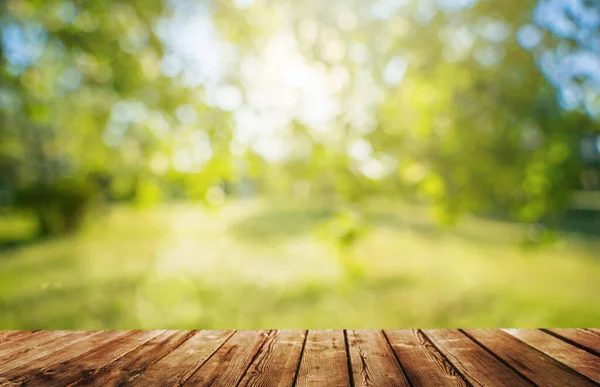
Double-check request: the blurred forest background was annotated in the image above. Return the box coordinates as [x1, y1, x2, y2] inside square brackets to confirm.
[0, 0, 599, 329]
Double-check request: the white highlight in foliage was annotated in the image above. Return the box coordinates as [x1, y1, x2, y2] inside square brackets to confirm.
[348, 139, 373, 161]
[234, 0, 253, 9]
[213, 85, 243, 112]
[383, 56, 408, 86]
[361, 159, 386, 180]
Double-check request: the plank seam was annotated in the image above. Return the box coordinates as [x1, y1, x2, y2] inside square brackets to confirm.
[499, 330, 600, 386]
[65, 331, 165, 387]
[235, 330, 273, 387]
[380, 330, 414, 387]
[181, 330, 238, 386]
[500, 329, 600, 385]
[343, 330, 356, 387]
[124, 330, 199, 385]
[2, 331, 132, 383]
[418, 330, 474, 387]
[291, 330, 308, 387]
[540, 329, 600, 357]
[0, 331, 103, 376]
[459, 329, 540, 387]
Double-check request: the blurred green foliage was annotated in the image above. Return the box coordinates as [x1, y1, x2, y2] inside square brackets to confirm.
[15, 177, 97, 235]
[0, 0, 599, 245]
[2, 0, 599, 330]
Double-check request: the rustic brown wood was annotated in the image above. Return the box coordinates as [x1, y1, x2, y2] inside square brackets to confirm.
[587, 328, 600, 336]
[0, 331, 128, 383]
[0, 331, 36, 342]
[465, 329, 596, 387]
[0, 331, 60, 358]
[0, 331, 160, 386]
[0, 332, 13, 341]
[237, 329, 306, 387]
[0, 331, 95, 374]
[129, 330, 233, 387]
[545, 328, 600, 356]
[73, 330, 193, 386]
[504, 328, 600, 383]
[422, 329, 533, 387]
[0, 329, 599, 386]
[296, 329, 350, 387]
[347, 330, 410, 387]
[384, 329, 468, 387]
[183, 330, 270, 386]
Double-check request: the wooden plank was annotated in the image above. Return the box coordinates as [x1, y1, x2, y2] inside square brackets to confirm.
[73, 330, 193, 386]
[0, 331, 127, 380]
[0, 329, 596, 386]
[0, 331, 62, 358]
[422, 329, 533, 387]
[545, 329, 600, 356]
[0, 331, 161, 385]
[586, 328, 600, 336]
[0, 331, 36, 342]
[384, 329, 468, 387]
[504, 329, 600, 383]
[0, 332, 13, 341]
[0, 331, 96, 374]
[238, 330, 306, 387]
[129, 330, 233, 387]
[347, 330, 410, 387]
[465, 329, 596, 387]
[296, 330, 350, 387]
[183, 330, 270, 386]
[0, 331, 69, 358]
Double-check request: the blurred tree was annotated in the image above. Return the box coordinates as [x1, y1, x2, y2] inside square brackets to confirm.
[1, 0, 598, 240]
[0, 0, 230, 234]
[211, 0, 600, 231]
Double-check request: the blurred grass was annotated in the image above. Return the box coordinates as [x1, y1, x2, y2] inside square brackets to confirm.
[0, 199, 599, 329]
[0, 211, 39, 247]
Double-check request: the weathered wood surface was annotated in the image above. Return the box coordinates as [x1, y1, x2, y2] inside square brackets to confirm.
[0, 329, 597, 386]
[296, 330, 350, 387]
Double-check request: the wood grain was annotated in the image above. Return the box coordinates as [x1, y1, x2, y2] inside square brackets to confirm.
[129, 330, 233, 387]
[384, 329, 468, 387]
[0, 331, 160, 386]
[422, 329, 533, 387]
[0, 331, 95, 374]
[296, 330, 350, 387]
[238, 330, 306, 387]
[0, 331, 36, 343]
[504, 328, 600, 383]
[347, 330, 410, 387]
[183, 330, 270, 386]
[0, 333, 14, 341]
[0, 329, 598, 386]
[0, 331, 60, 358]
[73, 330, 193, 386]
[544, 328, 600, 356]
[0, 331, 127, 383]
[465, 329, 596, 387]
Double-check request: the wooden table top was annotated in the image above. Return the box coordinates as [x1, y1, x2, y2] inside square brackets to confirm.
[0, 329, 598, 386]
